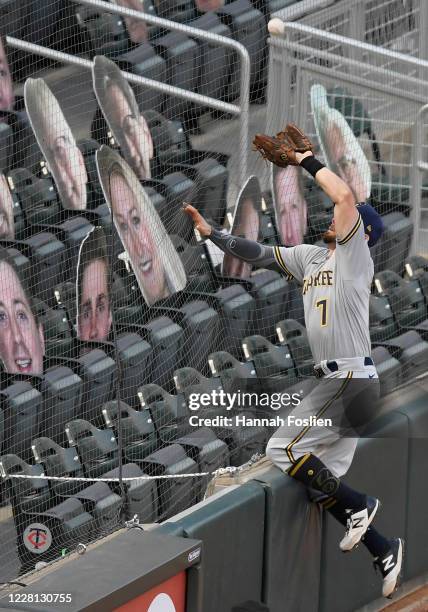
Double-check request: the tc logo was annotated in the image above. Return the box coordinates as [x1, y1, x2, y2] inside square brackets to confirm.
[227, 239, 236, 250]
[23, 523, 52, 554]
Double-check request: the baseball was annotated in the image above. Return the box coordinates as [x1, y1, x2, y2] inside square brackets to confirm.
[268, 18, 286, 36]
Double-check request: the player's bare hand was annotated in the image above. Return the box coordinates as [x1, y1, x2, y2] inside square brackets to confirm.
[182, 203, 212, 237]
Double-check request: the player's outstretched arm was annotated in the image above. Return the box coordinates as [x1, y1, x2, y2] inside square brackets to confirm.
[183, 203, 277, 269]
[297, 150, 358, 239]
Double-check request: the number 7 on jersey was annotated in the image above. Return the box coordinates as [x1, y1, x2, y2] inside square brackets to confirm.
[316, 298, 328, 327]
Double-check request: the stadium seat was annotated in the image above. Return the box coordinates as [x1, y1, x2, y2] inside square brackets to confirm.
[155, 0, 196, 22]
[33, 217, 94, 279]
[22, 232, 66, 306]
[0, 107, 40, 171]
[373, 211, 413, 274]
[0, 453, 93, 571]
[40, 365, 83, 444]
[171, 235, 213, 278]
[48, 343, 117, 426]
[101, 462, 159, 522]
[243, 270, 289, 341]
[153, 32, 199, 121]
[8, 169, 61, 227]
[371, 346, 402, 396]
[167, 156, 228, 226]
[275, 319, 314, 376]
[258, 209, 278, 246]
[174, 366, 223, 421]
[185, 279, 255, 357]
[242, 334, 298, 391]
[65, 419, 119, 477]
[32, 436, 85, 497]
[405, 255, 428, 303]
[208, 350, 259, 397]
[369, 294, 398, 342]
[69, 480, 123, 536]
[142, 443, 199, 519]
[116, 45, 168, 114]
[102, 400, 160, 462]
[215, 0, 266, 102]
[0, 377, 42, 462]
[138, 382, 192, 442]
[144, 171, 196, 241]
[75, 6, 129, 57]
[374, 270, 427, 331]
[5, 246, 31, 290]
[379, 330, 428, 378]
[176, 427, 229, 500]
[188, 13, 232, 117]
[115, 313, 184, 392]
[114, 330, 154, 408]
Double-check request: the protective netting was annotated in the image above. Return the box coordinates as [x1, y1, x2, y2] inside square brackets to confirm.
[0, 0, 426, 586]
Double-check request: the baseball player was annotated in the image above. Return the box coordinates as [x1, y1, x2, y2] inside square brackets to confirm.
[183, 124, 403, 599]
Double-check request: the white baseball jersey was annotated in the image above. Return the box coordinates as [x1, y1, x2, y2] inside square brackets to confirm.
[273, 212, 373, 364]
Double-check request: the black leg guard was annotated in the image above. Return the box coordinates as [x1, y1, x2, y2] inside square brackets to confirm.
[287, 453, 367, 510]
[287, 453, 340, 496]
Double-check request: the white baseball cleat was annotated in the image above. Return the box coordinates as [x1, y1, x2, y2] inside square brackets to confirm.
[373, 538, 404, 599]
[340, 497, 380, 552]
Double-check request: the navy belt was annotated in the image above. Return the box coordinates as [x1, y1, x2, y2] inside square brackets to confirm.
[314, 357, 374, 378]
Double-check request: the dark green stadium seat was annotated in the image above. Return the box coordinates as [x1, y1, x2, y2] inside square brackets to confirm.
[373, 211, 412, 274]
[115, 331, 154, 408]
[65, 419, 119, 478]
[275, 318, 314, 376]
[176, 427, 230, 500]
[371, 346, 402, 396]
[380, 330, 428, 378]
[242, 334, 298, 391]
[0, 377, 42, 462]
[208, 350, 260, 397]
[142, 443, 199, 519]
[40, 365, 83, 444]
[369, 294, 398, 342]
[404, 255, 428, 303]
[138, 382, 192, 442]
[102, 400, 160, 463]
[375, 269, 427, 331]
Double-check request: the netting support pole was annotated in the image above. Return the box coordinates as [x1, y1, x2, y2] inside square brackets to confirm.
[410, 103, 428, 257]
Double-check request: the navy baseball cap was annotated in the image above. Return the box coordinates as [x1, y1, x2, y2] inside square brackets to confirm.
[356, 203, 383, 247]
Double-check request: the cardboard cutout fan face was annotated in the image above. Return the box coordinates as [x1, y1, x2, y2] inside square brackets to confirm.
[0, 173, 14, 240]
[112, 0, 149, 44]
[271, 165, 307, 246]
[0, 249, 45, 375]
[76, 227, 112, 342]
[24, 78, 88, 210]
[96, 146, 187, 306]
[92, 56, 154, 181]
[222, 175, 262, 279]
[311, 83, 371, 202]
[0, 37, 15, 112]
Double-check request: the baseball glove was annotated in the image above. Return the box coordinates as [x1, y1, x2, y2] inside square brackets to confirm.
[252, 123, 313, 167]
